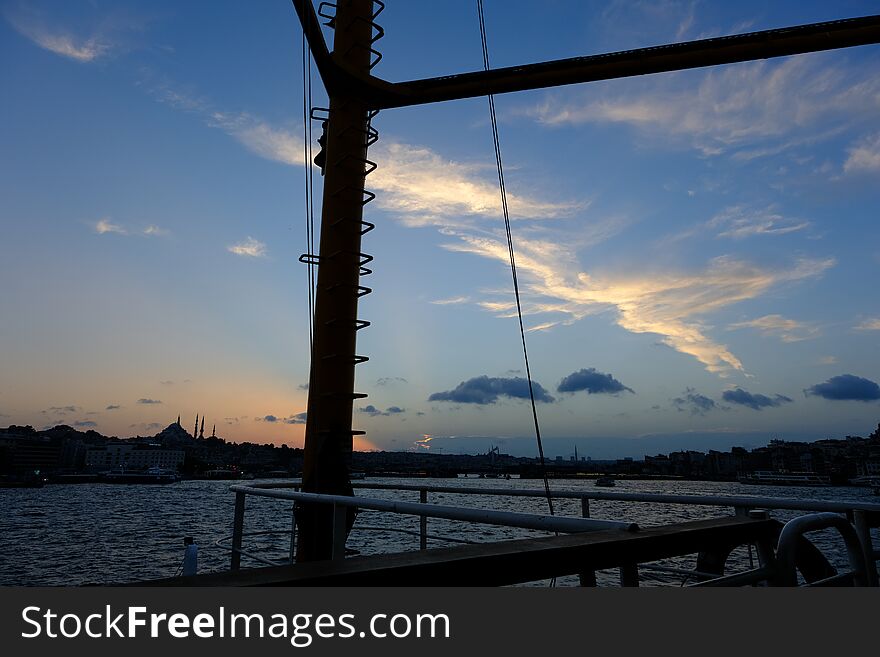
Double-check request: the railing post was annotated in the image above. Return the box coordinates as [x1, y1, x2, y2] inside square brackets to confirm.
[620, 564, 639, 587]
[231, 491, 246, 571]
[579, 496, 597, 587]
[331, 503, 348, 561]
[853, 510, 879, 587]
[420, 489, 428, 551]
[289, 504, 297, 565]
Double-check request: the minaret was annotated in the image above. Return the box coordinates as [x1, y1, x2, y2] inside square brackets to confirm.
[177, 415, 181, 427]
[193, 415, 199, 439]
[211, 424, 216, 438]
[199, 416, 205, 439]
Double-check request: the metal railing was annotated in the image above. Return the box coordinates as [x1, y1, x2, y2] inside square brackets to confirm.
[227, 483, 636, 567]
[222, 480, 880, 586]
[775, 512, 870, 586]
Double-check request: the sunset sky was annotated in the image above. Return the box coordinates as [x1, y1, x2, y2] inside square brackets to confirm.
[2, 1, 879, 458]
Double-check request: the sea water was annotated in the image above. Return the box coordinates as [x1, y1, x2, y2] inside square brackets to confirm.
[1, 478, 876, 586]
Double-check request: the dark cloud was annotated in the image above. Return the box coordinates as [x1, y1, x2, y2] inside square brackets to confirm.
[359, 405, 406, 417]
[47, 405, 79, 414]
[128, 422, 163, 431]
[224, 417, 240, 425]
[74, 420, 98, 428]
[297, 383, 309, 391]
[283, 412, 307, 425]
[723, 388, 793, 410]
[106, 405, 122, 410]
[137, 398, 162, 405]
[257, 413, 306, 424]
[428, 375, 555, 405]
[376, 377, 408, 386]
[805, 374, 880, 401]
[557, 368, 634, 395]
[673, 388, 716, 416]
[416, 411, 425, 416]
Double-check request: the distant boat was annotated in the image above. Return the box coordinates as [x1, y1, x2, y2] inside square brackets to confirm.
[202, 469, 240, 480]
[595, 476, 616, 487]
[261, 470, 293, 479]
[101, 467, 180, 484]
[848, 475, 880, 488]
[738, 471, 830, 487]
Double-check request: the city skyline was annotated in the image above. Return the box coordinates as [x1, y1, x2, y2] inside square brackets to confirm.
[2, 1, 880, 457]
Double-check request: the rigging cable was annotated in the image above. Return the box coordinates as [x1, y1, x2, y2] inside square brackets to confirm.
[477, 0, 555, 518]
[301, 27, 317, 350]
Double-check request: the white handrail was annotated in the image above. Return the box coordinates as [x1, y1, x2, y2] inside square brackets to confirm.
[239, 479, 880, 513]
[228, 485, 638, 533]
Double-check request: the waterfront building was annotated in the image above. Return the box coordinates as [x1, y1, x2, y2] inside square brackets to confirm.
[84, 443, 184, 472]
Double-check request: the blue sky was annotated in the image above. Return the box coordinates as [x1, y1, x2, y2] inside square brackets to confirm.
[1, 1, 879, 458]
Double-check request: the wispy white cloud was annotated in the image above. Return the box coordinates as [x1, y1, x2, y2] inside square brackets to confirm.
[674, 2, 697, 41]
[818, 355, 838, 365]
[709, 205, 810, 240]
[94, 218, 127, 235]
[431, 296, 471, 305]
[93, 219, 168, 237]
[369, 142, 581, 227]
[526, 321, 563, 333]
[854, 318, 880, 331]
[444, 228, 834, 374]
[5, 8, 115, 62]
[12, 26, 109, 62]
[598, 0, 702, 49]
[844, 133, 880, 173]
[143, 78, 307, 165]
[662, 205, 811, 245]
[728, 314, 820, 342]
[219, 123, 581, 226]
[143, 225, 169, 237]
[527, 56, 880, 158]
[209, 111, 308, 167]
[227, 237, 266, 258]
[221, 116, 574, 230]
[146, 80, 581, 229]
